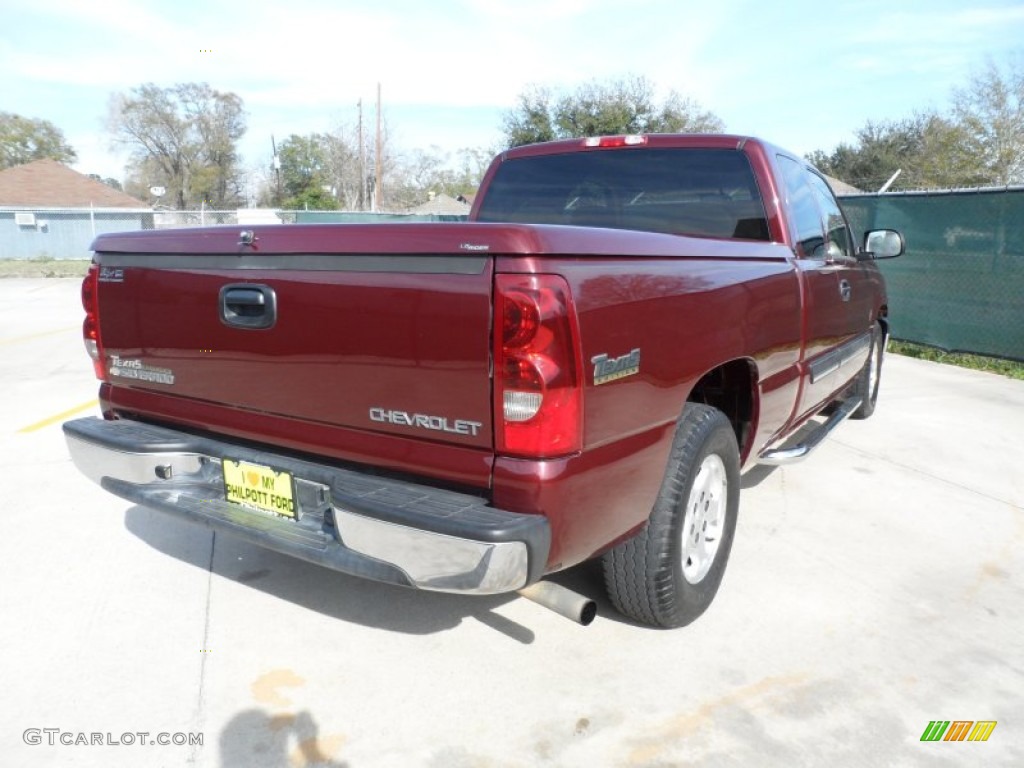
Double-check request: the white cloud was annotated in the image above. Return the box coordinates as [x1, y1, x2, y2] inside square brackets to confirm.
[460, 0, 596, 20]
[24, 0, 174, 37]
[6, 0, 1023, 182]
[852, 4, 1024, 45]
[71, 135, 128, 182]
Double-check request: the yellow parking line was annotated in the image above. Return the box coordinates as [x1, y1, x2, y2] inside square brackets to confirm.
[18, 399, 98, 434]
[0, 326, 78, 346]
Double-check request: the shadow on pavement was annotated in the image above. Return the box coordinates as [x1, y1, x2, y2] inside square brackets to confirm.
[741, 463, 779, 489]
[740, 415, 832, 490]
[122, 504, 608, 642]
[219, 709, 348, 768]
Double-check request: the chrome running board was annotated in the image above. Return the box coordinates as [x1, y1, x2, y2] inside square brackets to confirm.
[758, 397, 862, 466]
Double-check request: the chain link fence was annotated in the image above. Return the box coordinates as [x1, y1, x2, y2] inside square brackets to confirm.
[6, 193, 1023, 361]
[0, 208, 465, 261]
[840, 188, 1024, 361]
[0, 208, 237, 261]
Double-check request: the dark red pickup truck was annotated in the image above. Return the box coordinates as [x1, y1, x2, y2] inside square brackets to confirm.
[64, 134, 903, 628]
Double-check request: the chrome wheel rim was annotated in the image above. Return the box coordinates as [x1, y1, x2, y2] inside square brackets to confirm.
[680, 454, 728, 584]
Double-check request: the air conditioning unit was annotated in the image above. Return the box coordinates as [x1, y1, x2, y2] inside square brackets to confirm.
[14, 213, 37, 227]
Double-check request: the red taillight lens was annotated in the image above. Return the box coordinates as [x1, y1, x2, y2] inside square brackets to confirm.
[494, 274, 583, 458]
[81, 263, 106, 381]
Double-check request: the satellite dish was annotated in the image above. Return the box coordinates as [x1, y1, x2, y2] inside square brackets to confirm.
[150, 186, 166, 197]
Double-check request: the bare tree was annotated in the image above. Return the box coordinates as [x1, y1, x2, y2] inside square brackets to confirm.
[251, 119, 492, 213]
[108, 83, 246, 209]
[952, 57, 1024, 185]
[321, 128, 367, 210]
[388, 145, 492, 207]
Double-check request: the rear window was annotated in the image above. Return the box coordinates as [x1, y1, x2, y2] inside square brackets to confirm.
[476, 148, 769, 240]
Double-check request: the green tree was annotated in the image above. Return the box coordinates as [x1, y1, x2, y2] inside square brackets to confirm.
[808, 113, 987, 191]
[501, 76, 724, 149]
[108, 83, 246, 209]
[87, 173, 123, 191]
[809, 53, 1024, 191]
[284, 185, 340, 211]
[503, 86, 559, 147]
[276, 133, 340, 210]
[0, 112, 77, 169]
[914, 114, 991, 188]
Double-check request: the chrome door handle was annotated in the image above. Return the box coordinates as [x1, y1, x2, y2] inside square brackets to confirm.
[839, 279, 852, 302]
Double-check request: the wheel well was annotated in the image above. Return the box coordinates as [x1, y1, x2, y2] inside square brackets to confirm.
[687, 360, 757, 460]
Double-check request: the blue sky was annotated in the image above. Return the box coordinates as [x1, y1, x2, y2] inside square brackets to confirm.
[3, 0, 1023, 185]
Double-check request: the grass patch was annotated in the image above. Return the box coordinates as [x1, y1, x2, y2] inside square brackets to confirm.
[889, 340, 1024, 381]
[0, 258, 90, 278]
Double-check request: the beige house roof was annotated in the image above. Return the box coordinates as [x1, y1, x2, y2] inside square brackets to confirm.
[824, 174, 862, 196]
[407, 192, 471, 216]
[0, 159, 146, 208]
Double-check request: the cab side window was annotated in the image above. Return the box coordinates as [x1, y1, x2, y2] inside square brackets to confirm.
[806, 172, 855, 260]
[777, 155, 825, 258]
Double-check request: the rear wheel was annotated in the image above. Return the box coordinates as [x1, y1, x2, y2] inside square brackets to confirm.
[602, 404, 740, 628]
[850, 322, 884, 420]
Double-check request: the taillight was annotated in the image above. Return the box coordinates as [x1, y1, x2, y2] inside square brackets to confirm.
[494, 274, 583, 458]
[81, 263, 106, 381]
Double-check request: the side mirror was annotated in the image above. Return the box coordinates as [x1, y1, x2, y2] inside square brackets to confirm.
[862, 229, 904, 260]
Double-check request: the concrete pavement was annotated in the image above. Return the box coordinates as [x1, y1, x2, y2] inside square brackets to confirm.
[1, 278, 1021, 767]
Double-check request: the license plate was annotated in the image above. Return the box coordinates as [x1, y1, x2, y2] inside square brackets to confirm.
[223, 459, 297, 520]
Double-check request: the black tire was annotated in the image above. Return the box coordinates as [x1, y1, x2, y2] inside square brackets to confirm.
[602, 404, 740, 628]
[850, 322, 884, 420]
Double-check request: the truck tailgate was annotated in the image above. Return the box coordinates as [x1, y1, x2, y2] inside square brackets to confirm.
[92, 232, 495, 464]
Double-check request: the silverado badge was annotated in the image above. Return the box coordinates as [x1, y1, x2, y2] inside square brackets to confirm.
[108, 355, 176, 385]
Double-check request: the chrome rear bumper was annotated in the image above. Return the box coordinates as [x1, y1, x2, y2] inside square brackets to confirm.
[64, 417, 549, 595]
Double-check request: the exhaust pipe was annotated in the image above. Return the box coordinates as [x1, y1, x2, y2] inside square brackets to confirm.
[518, 581, 597, 626]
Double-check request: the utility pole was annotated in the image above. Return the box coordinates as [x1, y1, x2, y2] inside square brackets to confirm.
[375, 83, 383, 212]
[271, 134, 282, 206]
[878, 169, 902, 194]
[357, 99, 365, 211]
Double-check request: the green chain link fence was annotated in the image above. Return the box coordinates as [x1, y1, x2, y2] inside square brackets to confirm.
[840, 189, 1024, 362]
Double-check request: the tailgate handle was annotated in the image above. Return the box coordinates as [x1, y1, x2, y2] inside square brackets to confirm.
[220, 284, 277, 329]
